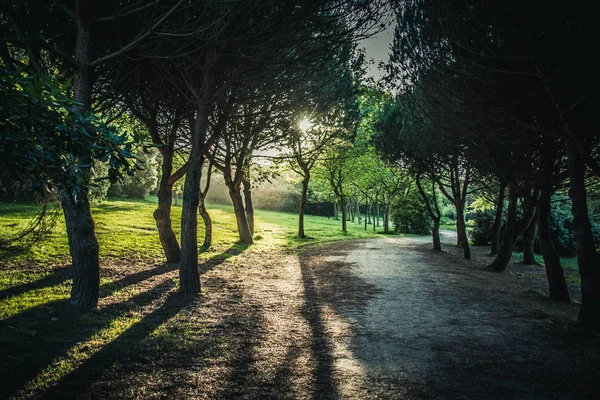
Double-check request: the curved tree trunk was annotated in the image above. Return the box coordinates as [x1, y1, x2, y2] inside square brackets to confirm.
[298, 174, 309, 238]
[538, 184, 570, 302]
[198, 197, 212, 248]
[154, 157, 180, 263]
[522, 210, 538, 265]
[229, 185, 253, 244]
[490, 184, 506, 255]
[566, 139, 600, 328]
[243, 176, 254, 237]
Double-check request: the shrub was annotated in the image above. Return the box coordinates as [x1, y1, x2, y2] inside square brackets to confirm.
[468, 209, 496, 246]
[391, 193, 431, 234]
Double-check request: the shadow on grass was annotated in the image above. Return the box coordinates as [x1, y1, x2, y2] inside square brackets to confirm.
[0, 266, 177, 399]
[0, 266, 72, 300]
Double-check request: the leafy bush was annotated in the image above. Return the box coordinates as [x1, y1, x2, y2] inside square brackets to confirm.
[468, 209, 496, 246]
[108, 151, 159, 199]
[391, 193, 431, 234]
[549, 196, 600, 257]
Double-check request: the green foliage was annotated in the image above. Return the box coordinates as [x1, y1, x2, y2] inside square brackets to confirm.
[549, 195, 600, 257]
[468, 209, 496, 246]
[0, 67, 138, 199]
[108, 150, 159, 199]
[390, 192, 431, 234]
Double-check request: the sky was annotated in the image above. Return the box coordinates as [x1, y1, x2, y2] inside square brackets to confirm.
[360, 17, 396, 81]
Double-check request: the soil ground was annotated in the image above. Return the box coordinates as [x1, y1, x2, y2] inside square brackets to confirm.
[2, 232, 600, 399]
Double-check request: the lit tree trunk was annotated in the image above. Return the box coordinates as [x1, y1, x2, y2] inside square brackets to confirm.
[63, 0, 99, 308]
[198, 196, 212, 248]
[228, 182, 253, 244]
[416, 176, 441, 251]
[383, 201, 390, 233]
[565, 138, 600, 328]
[522, 210, 538, 265]
[367, 201, 372, 224]
[334, 201, 339, 220]
[243, 174, 254, 237]
[154, 153, 180, 263]
[538, 181, 570, 302]
[298, 173, 309, 238]
[490, 183, 506, 255]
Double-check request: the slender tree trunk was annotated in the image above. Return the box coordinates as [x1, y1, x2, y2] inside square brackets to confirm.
[384, 202, 390, 233]
[538, 183, 570, 302]
[490, 184, 506, 255]
[375, 202, 380, 227]
[349, 199, 355, 222]
[367, 201, 372, 224]
[243, 176, 254, 237]
[489, 184, 518, 271]
[334, 202, 339, 220]
[298, 174, 309, 238]
[61, 191, 99, 307]
[455, 203, 471, 259]
[357, 200, 362, 224]
[522, 211, 538, 265]
[432, 219, 441, 251]
[198, 196, 212, 248]
[566, 139, 600, 328]
[63, 0, 100, 308]
[154, 154, 180, 263]
[229, 184, 253, 244]
[340, 197, 347, 233]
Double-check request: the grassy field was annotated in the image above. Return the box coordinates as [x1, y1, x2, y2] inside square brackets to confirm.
[0, 197, 392, 398]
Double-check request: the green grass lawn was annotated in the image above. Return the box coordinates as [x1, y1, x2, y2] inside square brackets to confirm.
[0, 197, 386, 266]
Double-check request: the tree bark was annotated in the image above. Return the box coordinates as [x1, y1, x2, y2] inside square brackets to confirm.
[242, 174, 254, 237]
[522, 210, 538, 265]
[64, 0, 99, 308]
[229, 184, 253, 244]
[489, 183, 518, 272]
[333, 201, 339, 220]
[538, 183, 570, 302]
[432, 219, 441, 251]
[489, 184, 537, 272]
[198, 196, 212, 248]
[566, 138, 600, 328]
[340, 197, 347, 233]
[61, 190, 99, 308]
[416, 177, 441, 251]
[456, 204, 471, 259]
[154, 153, 180, 263]
[490, 184, 506, 255]
[383, 201, 390, 233]
[298, 174, 309, 238]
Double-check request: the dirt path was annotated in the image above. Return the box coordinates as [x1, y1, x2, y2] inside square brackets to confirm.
[6, 233, 599, 399]
[287, 233, 600, 399]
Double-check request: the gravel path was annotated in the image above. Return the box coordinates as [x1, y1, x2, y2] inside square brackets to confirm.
[301, 232, 600, 399]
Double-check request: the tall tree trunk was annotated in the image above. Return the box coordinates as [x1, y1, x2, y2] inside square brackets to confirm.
[538, 183, 570, 302]
[154, 154, 180, 263]
[522, 210, 538, 265]
[489, 184, 518, 272]
[334, 201, 339, 220]
[357, 199, 362, 224]
[198, 196, 212, 248]
[455, 203, 471, 259]
[375, 201, 380, 227]
[243, 175, 254, 237]
[229, 184, 253, 244]
[367, 202, 372, 224]
[349, 199, 355, 222]
[383, 202, 390, 233]
[340, 197, 347, 233]
[566, 138, 600, 328]
[64, 0, 99, 308]
[490, 184, 506, 255]
[432, 219, 441, 251]
[298, 174, 309, 238]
